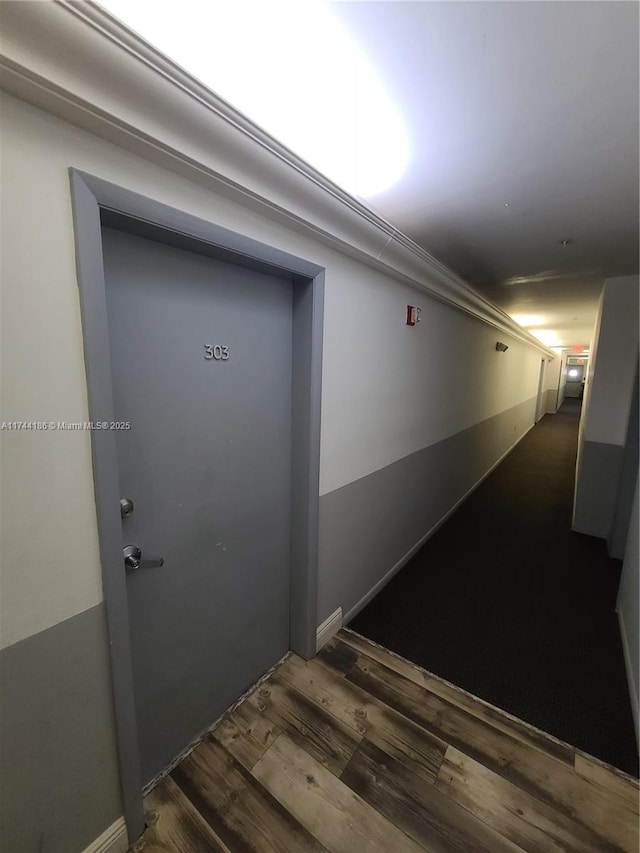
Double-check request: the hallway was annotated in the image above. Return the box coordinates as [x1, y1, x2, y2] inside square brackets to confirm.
[350, 400, 639, 777]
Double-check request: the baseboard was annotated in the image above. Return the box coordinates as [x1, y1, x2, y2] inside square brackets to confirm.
[316, 607, 343, 651]
[344, 422, 536, 625]
[82, 818, 128, 853]
[617, 608, 640, 750]
[570, 521, 613, 542]
[343, 524, 434, 626]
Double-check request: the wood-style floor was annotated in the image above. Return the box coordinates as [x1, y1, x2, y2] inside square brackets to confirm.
[133, 629, 639, 853]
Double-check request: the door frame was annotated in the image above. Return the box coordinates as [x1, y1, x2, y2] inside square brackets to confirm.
[69, 170, 324, 842]
[535, 358, 547, 422]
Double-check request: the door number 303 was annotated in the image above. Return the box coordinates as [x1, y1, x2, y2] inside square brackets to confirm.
[204, 344, 230, 361]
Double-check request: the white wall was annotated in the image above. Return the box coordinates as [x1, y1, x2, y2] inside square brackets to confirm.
[583, 277, 639, 446]
[320, 267, 543, 494]
[0, 92, 547, 650]
[573, 276, 639, 540]
[617, 476, 639, 746]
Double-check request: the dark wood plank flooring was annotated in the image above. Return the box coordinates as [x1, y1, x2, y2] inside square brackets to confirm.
[133, 629, 639, 853]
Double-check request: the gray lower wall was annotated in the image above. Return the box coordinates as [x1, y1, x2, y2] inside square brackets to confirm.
[0, 604, 122, 853]
[318, 396, 537, 622]
[572, 440, 624, 539]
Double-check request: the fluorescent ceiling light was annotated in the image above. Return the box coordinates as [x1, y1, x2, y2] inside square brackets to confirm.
[99, 0, 410, 198]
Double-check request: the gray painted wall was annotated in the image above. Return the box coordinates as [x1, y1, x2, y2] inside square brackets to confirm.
[617, 476, 639, 746]
[319, 397, 537, 621]
[0, 606, 122, 853]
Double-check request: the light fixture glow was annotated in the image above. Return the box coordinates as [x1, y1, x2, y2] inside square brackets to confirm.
[530, 329, 562, 347]
[568, 369, 579, 378]
[510, 314, 545, 328]
[100, 0, 410, 197]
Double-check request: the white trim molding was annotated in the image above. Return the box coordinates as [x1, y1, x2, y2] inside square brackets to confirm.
[0, 0, 554, 358]
[316, 607, 343, 652]
[82, 818, 128, 853]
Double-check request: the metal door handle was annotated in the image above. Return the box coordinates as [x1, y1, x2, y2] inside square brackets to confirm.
[124, 545, 164, 571]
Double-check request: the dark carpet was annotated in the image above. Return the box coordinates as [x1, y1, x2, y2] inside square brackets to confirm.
[350, 399, 639, 777]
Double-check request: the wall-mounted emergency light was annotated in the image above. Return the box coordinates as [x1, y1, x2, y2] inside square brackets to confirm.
[496, 341, 509, 352]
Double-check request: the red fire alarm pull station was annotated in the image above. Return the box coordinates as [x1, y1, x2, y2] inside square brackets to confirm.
[406, 305, 421, 326]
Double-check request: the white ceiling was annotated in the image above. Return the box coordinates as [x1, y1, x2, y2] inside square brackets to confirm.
[328, 0, 639, 347]
[100, 0, 638, 348]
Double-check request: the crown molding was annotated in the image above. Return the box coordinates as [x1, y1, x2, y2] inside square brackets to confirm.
[0, 0, 554, 357]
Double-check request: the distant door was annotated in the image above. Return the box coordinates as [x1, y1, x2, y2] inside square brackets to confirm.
[565, 364, 585, 398]
[535, 359, 547, 421]
[102, 227, 292, 783]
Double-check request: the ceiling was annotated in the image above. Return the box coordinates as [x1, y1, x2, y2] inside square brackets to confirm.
[100, 0, 639, 349]
[329, 0, 639, 348]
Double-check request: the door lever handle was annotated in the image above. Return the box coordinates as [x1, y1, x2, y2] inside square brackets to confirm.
[123, 545, 164, 571]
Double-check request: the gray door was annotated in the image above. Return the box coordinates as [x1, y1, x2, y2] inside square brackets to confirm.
[101, 227, 292, 784]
